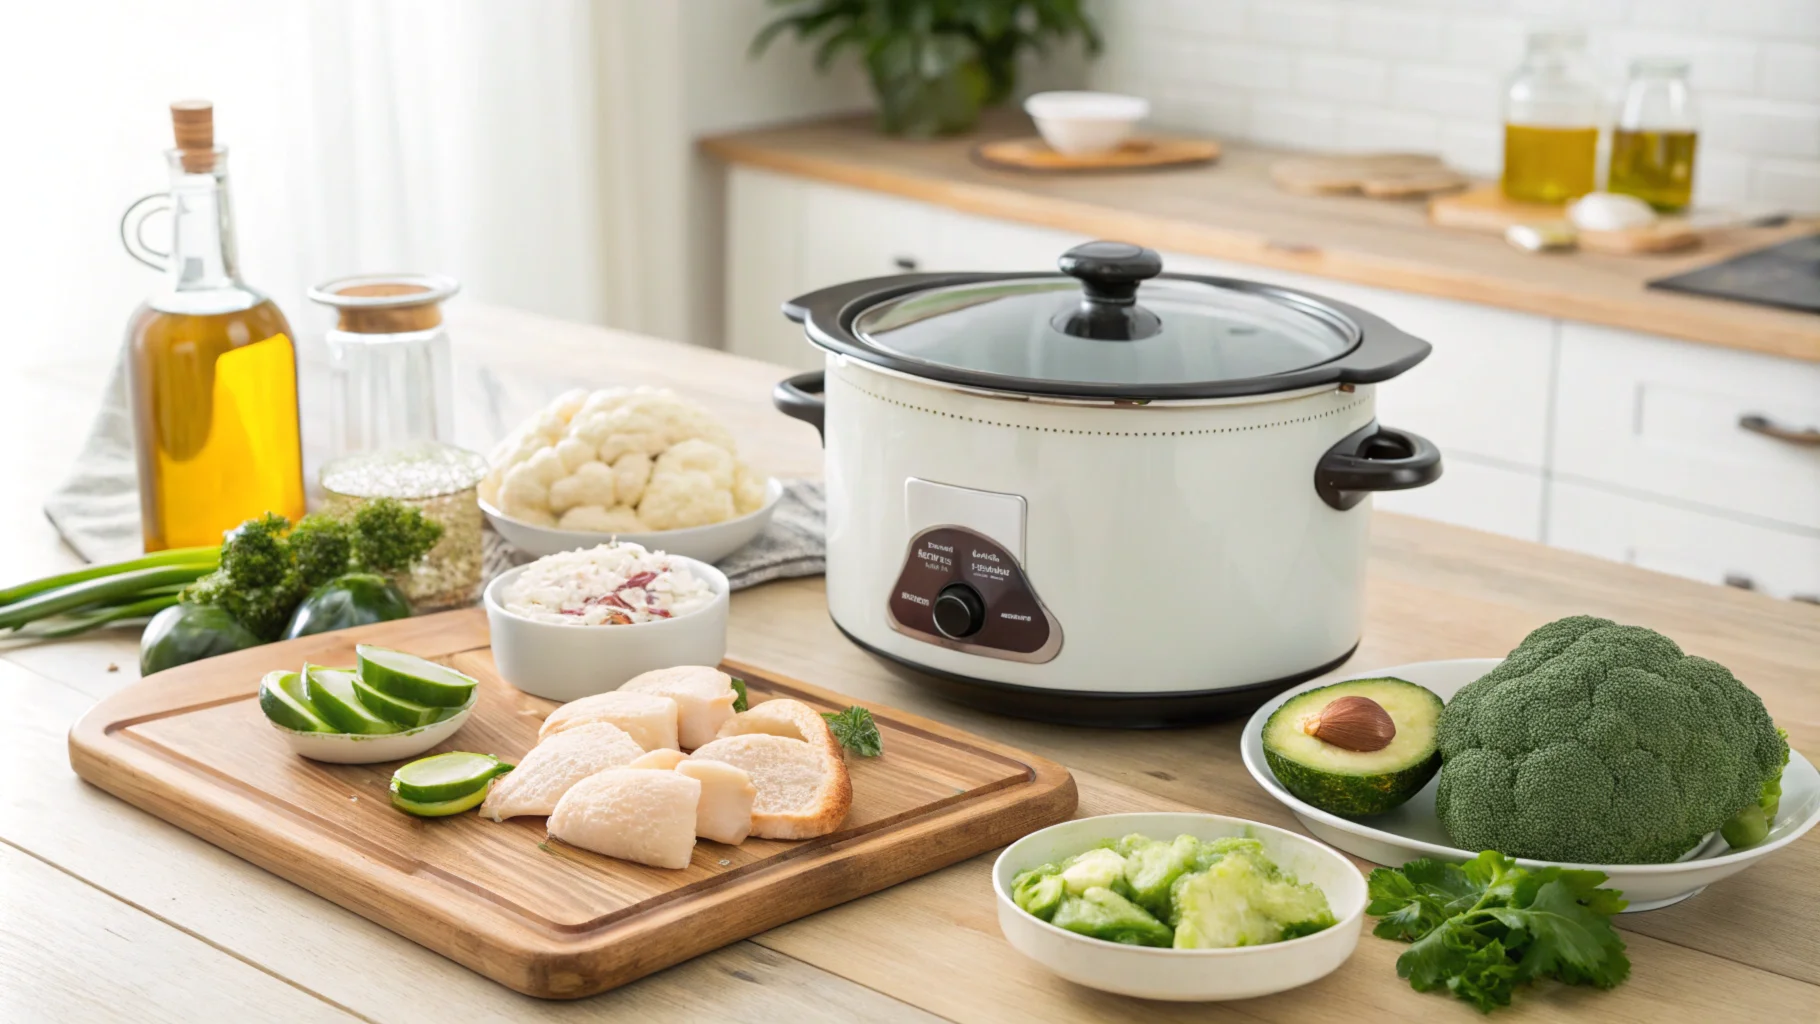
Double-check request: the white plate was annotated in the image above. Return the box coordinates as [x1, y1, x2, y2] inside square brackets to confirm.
[481, 477, 783, 563]
[270, 693, 477, 765]
[992, 812, 1366, 1001]
[1240, 658, 1820, 911]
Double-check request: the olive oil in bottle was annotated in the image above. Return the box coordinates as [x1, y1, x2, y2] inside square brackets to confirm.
[1501, 31, 1602, 204]
[1608, 60, 1698, 212]
[122, 102, 304, 551]
[1503, 124, 1600, 204]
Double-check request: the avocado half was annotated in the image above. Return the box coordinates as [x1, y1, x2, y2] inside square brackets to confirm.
[1262, 677, 1444, 818]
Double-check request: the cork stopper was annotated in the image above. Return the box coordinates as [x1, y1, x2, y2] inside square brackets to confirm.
[170, 100, 216, 172]
[332, 282, 444, 333]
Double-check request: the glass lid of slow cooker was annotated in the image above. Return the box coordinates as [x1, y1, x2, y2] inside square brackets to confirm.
[850, 242, 1358, 389]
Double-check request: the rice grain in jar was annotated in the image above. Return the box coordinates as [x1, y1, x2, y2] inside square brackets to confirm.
[320, 442, 488, 611]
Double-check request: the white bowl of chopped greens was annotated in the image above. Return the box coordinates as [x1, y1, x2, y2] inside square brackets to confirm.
[992, 813, 1367, 1001]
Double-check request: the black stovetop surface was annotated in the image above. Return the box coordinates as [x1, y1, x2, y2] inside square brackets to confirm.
[1649, 234, 1820, 314]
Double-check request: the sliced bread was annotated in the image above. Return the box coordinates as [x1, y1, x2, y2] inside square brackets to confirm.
[688, 733, 851, 840]
[479, 722, 645, 821]
[713, 697, 844, 764]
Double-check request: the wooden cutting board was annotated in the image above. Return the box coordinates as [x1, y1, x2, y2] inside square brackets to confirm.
[973, 135, 1220, 172]
[1270, 153, 1468, 198]
[67, 610, 1077, 999]
[1429, 184, 1699, 254]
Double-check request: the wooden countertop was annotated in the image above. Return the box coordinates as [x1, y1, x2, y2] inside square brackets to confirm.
[10, 304, 1819, 1021]
[702, 114, 1820, 364]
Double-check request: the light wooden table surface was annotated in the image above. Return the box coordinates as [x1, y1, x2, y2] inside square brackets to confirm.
[5, 304, 1817, 1023]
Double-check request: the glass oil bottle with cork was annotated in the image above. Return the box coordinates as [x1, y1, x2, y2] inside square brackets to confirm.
[121, 101, 304, 551]
[1501, 31, 1602, 204]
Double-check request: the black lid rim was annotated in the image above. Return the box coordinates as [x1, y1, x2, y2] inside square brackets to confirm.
[786, 271, 1433, 402]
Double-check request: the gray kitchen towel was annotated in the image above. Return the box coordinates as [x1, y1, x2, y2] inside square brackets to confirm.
[44, 358, 144, 564]
[480, 479, 827, 592]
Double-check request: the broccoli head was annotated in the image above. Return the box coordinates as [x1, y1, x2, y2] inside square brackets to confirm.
[286, 514, 353, 588]
[182, 512, 305, 641]
[349, 498, 443, 574]
[1435, 615, 1788, 864]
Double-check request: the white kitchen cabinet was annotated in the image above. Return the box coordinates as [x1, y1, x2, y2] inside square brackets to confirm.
[1549, 480, 1820, 601]
[1374, 455, 1545, 542]
[725, 167, 811, 369]
[932, 209, 1090, 270]
[1552, 324, 1820, 532]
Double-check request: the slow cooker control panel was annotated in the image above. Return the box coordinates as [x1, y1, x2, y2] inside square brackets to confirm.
[886, 526, 1061, 663]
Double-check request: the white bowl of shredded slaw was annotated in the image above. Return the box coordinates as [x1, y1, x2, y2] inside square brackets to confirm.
[483, 542, 729, 701]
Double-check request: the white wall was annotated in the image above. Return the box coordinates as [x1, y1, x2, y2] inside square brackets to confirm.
[1088, 0, 1820, 211]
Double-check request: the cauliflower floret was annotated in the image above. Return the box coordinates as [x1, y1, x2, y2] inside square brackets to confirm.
[654, 438, 736, 491]
[544, 387, 588, 425]
[732, 463, 768, 515]
[519, 447, 567, 488]
[498, 461, 554, 516]
[558, 504, 648, 533]
[553, 436, 596, 474]
[548, 460, 618, 515]
[505, 504, 558, 528]
[612, 451, 653, 506]
[638, 470, 735, 529]
[577, 387, 631, 419]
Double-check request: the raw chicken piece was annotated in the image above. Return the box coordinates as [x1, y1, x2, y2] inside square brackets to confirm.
[620, 666, 738, 749]
[478, 723, 644, 821]
[548, 768, 701, 869]
[676, 760, 756, 845]
[629, 748, 687, 770]
[689, 733, 851, 840]
[540, 691, 680, 752]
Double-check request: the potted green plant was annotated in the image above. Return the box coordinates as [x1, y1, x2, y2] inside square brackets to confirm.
[752, 0, 1101, 138]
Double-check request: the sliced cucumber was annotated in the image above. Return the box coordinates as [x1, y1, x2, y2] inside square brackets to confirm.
[258, 670, 335, 733]
[391, 751, 513, 804]
[1262, 677, 1443, 818]
[352, 676, 445, 729]
[356, 645, 477, 708]
[304, 664, 400, 735]
[390, 778, 493, 817]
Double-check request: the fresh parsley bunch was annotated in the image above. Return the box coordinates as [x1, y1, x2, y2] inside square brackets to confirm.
[1367, 850, 1630, 1013]
[821, 705, 883, 757]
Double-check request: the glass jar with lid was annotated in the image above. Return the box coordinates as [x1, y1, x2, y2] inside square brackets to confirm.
[1502, 30, 1603, 204]
[1608, 58, 1699, 211]
[308, 273, 460, 462]
[320, 442, 487, 611]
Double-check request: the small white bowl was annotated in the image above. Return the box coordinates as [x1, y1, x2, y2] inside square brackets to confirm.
[483, 555, 730, 702]
[270, 693, 477, 765]
[992, 812, 1367, 1002]
[481, 477, 783, 563]
[1023, 91, 1150, 155]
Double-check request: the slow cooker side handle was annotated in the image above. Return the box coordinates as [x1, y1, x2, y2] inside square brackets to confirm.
[1315, 423, 1443, 511]
[773, 370, 826, 444]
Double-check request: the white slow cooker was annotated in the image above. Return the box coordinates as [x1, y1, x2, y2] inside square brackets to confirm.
[773, 242, 1441, 725]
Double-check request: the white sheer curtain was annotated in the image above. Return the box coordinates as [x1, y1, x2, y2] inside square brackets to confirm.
[0, 0, 615, 380]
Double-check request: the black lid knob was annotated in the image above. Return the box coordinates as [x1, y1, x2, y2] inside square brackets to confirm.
[1053, 241, 1163, 341]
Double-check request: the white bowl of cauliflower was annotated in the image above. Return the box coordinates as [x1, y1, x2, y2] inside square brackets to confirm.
[479, 386, 781, 563]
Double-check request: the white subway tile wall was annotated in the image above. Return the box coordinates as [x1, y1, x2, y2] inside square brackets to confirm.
[1090, 0, 1820, 211]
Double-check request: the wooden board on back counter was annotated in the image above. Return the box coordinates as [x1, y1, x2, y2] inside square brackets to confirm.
[65, 609, 1077, 999]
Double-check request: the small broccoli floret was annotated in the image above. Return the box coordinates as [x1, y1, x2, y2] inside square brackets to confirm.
[183, 513, 305, 641]
[1049, 886, 1173, 948]
[1171, 853, 1335, 949]
[287, 514, 353, 588]
[1435, 616, 1789, 864]
[348, 498, 443, 575]
[1722, 728, 1791, 849]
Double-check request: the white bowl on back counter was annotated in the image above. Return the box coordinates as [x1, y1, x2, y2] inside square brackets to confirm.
[1023, 91, 1150, 155]
[484, 543, 730, 701]
[482, 476, 782, 563]
[992, 812, 1367, 1001]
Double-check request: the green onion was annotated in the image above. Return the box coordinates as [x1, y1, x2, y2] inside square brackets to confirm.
[0, 565, 214, 631]
[0, 547, 218, 607]
[25, 595, 181, 639]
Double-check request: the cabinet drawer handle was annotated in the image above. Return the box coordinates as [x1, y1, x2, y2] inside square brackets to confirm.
[1739, 414, 1820, 447]
[892, 255, 920, 271]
